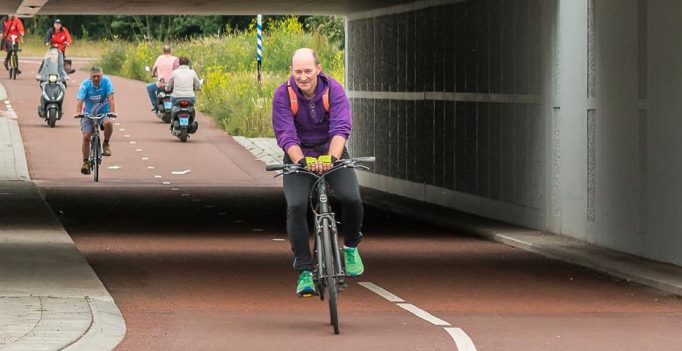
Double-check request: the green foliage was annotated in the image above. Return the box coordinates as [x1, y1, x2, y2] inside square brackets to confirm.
[97, 18, 345, 137]
[304, 16, 345, 49]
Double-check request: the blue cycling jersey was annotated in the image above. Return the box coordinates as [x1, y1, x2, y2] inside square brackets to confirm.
[77, 76, 114, 114]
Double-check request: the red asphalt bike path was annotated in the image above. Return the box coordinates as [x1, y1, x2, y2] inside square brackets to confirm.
[3, 59, 682, 350]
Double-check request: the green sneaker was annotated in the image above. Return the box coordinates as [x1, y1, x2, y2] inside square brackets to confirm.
[344, 246, 364, 277]
[296, 270, 316, 297]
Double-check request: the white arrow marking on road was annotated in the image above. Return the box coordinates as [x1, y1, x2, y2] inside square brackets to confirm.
[171, 169, 192, 175]
[107, 165, 121, 170]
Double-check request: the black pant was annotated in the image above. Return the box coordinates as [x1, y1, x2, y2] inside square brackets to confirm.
[283, 153, 364, 272]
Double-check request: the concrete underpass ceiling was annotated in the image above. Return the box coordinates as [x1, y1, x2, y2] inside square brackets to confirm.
[2, 0, 416, 16]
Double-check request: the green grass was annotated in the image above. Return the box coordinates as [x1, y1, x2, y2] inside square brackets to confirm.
[96, 17, 345, 137]
[20, 35, 111, 58]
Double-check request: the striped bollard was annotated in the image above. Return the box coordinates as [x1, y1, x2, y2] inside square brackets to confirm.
[257, 14, 262, 85]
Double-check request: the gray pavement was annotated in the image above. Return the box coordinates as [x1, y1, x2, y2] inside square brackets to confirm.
[0, 82, 125, 350]
[241, 136, 682, 297]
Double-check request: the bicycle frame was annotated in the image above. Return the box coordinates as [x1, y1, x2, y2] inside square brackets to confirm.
[314, 179, 344, 283]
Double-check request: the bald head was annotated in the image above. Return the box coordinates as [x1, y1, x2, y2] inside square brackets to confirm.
[290, 48, 323, 98]
[163, 45, 172, 54]
[291, 48, 320, 66]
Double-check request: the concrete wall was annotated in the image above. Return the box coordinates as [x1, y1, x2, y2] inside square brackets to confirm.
[346, 0, 682, 266]
[346, 0, 548, 229]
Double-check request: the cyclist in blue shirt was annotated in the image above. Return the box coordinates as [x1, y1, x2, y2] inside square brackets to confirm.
[74, 66, 117, 175]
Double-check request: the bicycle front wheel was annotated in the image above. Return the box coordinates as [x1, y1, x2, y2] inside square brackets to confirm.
[322, 219, 339, 334]
[91, 136, 100, 182]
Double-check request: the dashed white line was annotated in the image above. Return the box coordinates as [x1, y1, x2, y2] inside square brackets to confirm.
[397, 303, 450, 326]
[154, 175, 162, 178]
[171, 169, 191, 175]
[162, 181, 171, 185]
[142, 157, 149, 161]
[147, 166, 154, 169]
[129, 141, 136, 144]
[358, 282, 405, 302]
[124, 134, 131, 138]
[360, 282, 477, 350]
[444, 328, 477, 351]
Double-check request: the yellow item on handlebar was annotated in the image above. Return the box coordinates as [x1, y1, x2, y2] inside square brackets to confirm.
[305, 157, 318, 166]
[317, 155, 333, 165]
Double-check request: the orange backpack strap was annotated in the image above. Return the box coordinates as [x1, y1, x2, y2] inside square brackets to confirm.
[286, 80, 298, 116]
[322, 87, 330, 113]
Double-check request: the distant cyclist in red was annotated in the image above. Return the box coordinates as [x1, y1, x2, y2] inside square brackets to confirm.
[0, 14, 24, 74]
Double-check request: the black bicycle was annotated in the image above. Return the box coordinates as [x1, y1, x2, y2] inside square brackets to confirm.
[267, 156, 374, 334]
[6, 35, 20, 80]
[75, 112, 116, 182]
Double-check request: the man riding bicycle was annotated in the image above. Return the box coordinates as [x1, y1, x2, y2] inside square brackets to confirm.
[74, 66, 116, 175]
[1, 14, 24, 74]
[147, 45, 179, 112]
[272, 48, 365, 296]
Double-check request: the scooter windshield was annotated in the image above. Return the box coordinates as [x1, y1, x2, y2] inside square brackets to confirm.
[38, 48, 67, 82]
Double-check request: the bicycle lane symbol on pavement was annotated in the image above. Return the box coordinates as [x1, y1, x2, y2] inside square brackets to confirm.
[358, 282, 477, 351]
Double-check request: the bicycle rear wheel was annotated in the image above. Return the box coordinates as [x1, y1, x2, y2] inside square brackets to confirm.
[322, 219, 339, 334]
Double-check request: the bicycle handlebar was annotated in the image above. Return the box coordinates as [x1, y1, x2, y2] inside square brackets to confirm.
[265, 157, 375, 176]
[74, 112, 117, 119]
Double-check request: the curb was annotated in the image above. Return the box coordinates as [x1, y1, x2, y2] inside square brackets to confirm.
[361, 187, 682, 297]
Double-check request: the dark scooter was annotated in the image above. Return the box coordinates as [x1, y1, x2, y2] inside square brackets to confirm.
[37, 48, 67, 128]
[144, 66, 172, 123]
[170, 98, 199, 142]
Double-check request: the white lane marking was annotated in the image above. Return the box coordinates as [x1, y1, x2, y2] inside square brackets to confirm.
[444, 328, 477, 351]
[397, 303, 450, 326]
[170, 187, 180, 191]
[171, 169, 191, 175]
[180, 193, 190, 197]
[114, 122, 121, 126]
[142, 157, 149, 160]
[358, 282, 405, 302]
[108, 165, 121, 170]
[204, 204, 214, 208]
[124, 134, 131, 138]
[154, 175, 162, 178]
[135, 149, 142, 152]
[252, 228, 264, 232]
[147, 166, 154, 169]
[129, 141, 136, 144]
[162, 181, 171, 185]
[119, 128, 125, 131]
[4, 101, 9, 104]
[272, 238, 286, 242]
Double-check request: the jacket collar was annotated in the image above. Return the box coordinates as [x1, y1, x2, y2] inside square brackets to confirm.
[289, 73, 329, 101]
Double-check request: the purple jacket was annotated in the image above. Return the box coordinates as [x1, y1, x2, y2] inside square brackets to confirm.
[272, 74, 351, 157]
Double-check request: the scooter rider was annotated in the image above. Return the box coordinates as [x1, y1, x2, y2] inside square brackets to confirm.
[37, 47, 68, 118]
[147, 45, 178, 112]
[164, 56, 201, 104]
